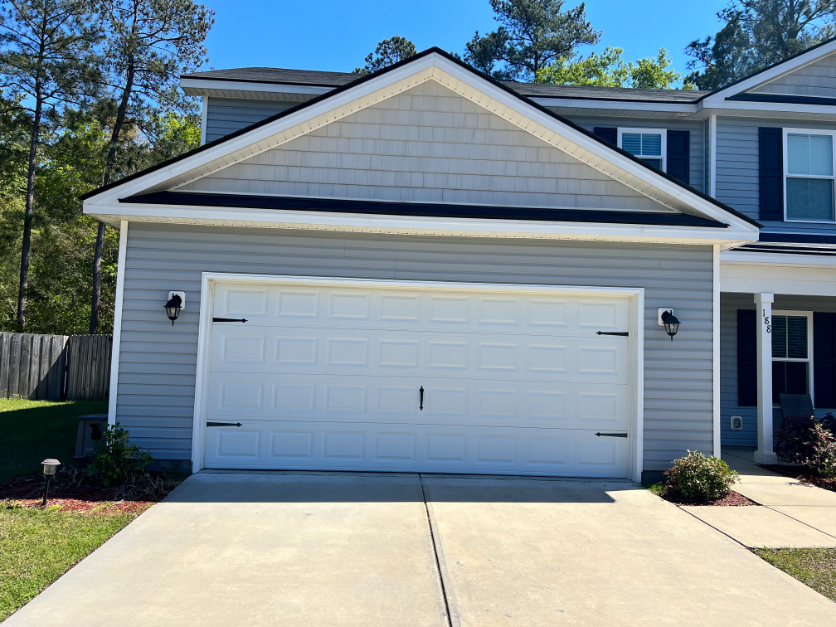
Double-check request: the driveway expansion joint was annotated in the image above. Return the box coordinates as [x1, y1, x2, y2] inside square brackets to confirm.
[420, 474, 458, 627]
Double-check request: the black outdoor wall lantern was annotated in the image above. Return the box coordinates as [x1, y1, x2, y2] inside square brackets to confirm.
[660, 309, 680, 341]
[164, 292, 185, 325]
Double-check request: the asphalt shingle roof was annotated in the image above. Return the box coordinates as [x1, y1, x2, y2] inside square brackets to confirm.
[182, 67, 710, 103]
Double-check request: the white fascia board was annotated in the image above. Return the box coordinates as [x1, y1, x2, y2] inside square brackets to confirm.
[721, 254, 836, 296]
[721, 250, 836, 267]
[700, 100, 836, 116]
[530, 97, 697, 114]
[180, 77, 334, 97]
[86, 201, 757, 246]
[701, 41, 836, 106]
[88, 53, 759, 236]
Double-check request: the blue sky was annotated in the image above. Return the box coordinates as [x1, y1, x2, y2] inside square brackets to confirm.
[203, 0, 729, 79]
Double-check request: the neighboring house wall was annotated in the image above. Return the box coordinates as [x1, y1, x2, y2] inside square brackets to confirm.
[182, 82, 678, 212]
[117, 223, 714, 471]
[748, 53, 836, 98]
[720, 292, 836, 447]
[715, 116, 836, 234]
[559, 115, 705, 194]
[205, 97, 300, 143]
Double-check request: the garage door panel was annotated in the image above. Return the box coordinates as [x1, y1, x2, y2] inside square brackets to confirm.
[204, 421, 629, 477]
[212, 285, 630, 336]
[206, 282, 632, 478]
[210, 327, 629, 384]
[206, 372, 629, 431]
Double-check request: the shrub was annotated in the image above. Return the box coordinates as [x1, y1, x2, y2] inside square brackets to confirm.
[664, 450, 738, 501]
[776, 415, 819, 464]
[806, 422, 836, 479]
[88, 423, 153, 487]
[821, 412, 836, 436]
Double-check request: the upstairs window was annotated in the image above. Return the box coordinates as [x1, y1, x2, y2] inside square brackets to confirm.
[618, 128, 666, 170]
[785, 130, 836, 222]
[771, 312, 812, 403]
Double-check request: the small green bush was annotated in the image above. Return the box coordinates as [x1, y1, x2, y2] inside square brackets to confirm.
[664, 450, 738, 501]
[777, 415, 819, 464]
[88, 423, 153, 487]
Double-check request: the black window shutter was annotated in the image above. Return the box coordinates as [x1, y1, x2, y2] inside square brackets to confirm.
[738, 310, 757, 407]
[594, 127, 617, 145]
[759, 127, 784, 221]
[666, 130, 690, 185]
[814, 312, 836, 408]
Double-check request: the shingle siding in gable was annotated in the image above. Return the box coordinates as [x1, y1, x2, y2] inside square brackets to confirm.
[748, 53, 836, 98]
[181, 82, 680, 213]
[116, 223, 714, 471]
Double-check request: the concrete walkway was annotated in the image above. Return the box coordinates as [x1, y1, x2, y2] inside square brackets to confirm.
[684, 447, 836, 548]
[6, 471, 836, 626]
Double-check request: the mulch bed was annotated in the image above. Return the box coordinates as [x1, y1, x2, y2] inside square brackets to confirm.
[0, 470, 179, 514]
[762, 465, 836, 493]
[660, 489, 758, 507]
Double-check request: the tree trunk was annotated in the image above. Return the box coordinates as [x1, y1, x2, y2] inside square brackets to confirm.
[90, 62, 135, 334]
[17, 94, 43, 331]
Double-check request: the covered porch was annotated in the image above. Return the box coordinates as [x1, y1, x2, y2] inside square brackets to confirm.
[720, 252, 836, 461]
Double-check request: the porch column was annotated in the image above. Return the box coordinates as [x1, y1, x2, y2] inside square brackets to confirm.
[754, 292, 777, 464]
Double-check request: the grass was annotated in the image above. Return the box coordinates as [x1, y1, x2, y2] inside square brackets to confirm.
[753, 548, 836, 602]
[0, 399, 145, 622]
[0, 503, 143, 622]
[0, 399, 108, 483]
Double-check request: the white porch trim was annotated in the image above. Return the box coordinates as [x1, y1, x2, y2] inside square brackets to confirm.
[754, 292, 777, 465]
[107, 220, 129, 426]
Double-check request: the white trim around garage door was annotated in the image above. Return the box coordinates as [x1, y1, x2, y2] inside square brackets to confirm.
[190, 273, 645, 481]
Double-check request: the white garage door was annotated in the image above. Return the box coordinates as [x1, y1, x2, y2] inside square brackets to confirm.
[202, 280, 633, 478]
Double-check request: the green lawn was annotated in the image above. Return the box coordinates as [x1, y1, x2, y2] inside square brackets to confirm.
[0, 399, 141, 622]
[0, 399, 108, 483]
[0, 504, 142, 622]
[753, 548, 836, 602]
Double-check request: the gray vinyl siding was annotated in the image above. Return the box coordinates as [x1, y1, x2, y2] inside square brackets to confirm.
[715, 116, 836, 234]
[720, 292, 836, 447]
[560, 116, 705, 193]
[186, 82, 677, 212]
[205, 97, 298, 143]
[117, 223, 715, 471]
[748, 53, 836, 98]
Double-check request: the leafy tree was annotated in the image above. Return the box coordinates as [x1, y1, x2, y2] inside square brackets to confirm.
[464, 0, 600, 81]
[355, 37, 416, 74]
[89, 0, 214, 334]
[686, 0, 836, 89]
[0, 0, 101, 330]
[536, 47, 690, 89]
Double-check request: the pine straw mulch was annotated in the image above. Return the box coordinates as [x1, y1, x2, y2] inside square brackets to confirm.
[762, 464, 836, 493]
[658, 489, 759, 507]
[0, 468, 182, 514]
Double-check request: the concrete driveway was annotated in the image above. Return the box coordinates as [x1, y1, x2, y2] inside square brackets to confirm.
[6, 472, 836, 626]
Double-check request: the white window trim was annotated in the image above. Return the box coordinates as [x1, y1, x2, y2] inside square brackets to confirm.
[783, 128, 836, 223]
[617, 127, 667, 171]
[771, 309, 814, 406]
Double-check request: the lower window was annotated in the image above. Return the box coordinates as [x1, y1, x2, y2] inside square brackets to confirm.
[771, 312, 812, 403]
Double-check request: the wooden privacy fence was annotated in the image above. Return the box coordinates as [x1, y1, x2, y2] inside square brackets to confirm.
[0, 333, 112, 401]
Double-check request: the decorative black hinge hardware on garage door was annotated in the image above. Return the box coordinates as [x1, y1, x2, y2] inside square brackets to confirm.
[595, 432, 628, 438]
[596, 331, 628, 336]
[213, 317, 248, 323]
[206, 422, 243, 427]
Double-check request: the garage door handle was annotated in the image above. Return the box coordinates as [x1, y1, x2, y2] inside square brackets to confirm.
[595, 432, 627, 438]
[597, 331, 628, 336]
[207, 422, 243, 427]
[213, 318, 248, 323]
[419, 386, 424, 411]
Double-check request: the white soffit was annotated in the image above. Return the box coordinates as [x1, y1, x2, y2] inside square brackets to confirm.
[85, 52, 759, 236]
[721, 252, 836, 296]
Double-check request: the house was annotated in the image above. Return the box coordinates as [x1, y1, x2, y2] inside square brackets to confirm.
[82, 43, 836, 482]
